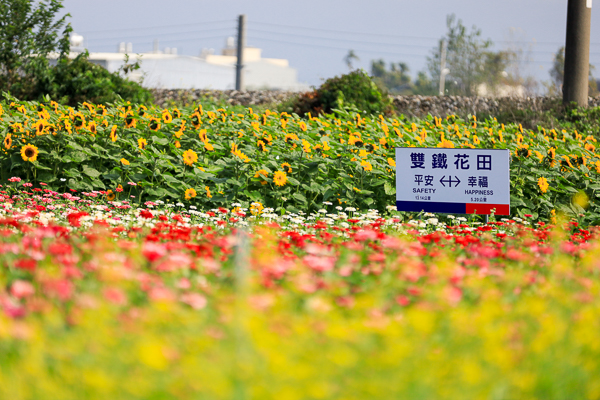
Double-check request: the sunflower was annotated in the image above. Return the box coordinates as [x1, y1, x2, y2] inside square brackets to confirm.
[175, 141, 181, 148]
[182, 149, 198, 166]
[125, 114, 137, 128]
[48, 125, 56, 136]
[138, 138, 147, 150]
[254, 169, 269, 179]
[34, 119, 46, 136]
[250, 202, 264, 216]
[281, 162, 292, 173]
[20, 144, 39, 162]
[299, 121, 307, 132]
[172, 108, 181, 119]
[137, 105, 147, 117]
[4, 135, 12, 150]
[205, 186, 212, 198]
[110, 126, 118, 142]
[191, 112, 202, 128]
[121, 158, 130, 166]
[73, 113, 85, 128]
[537, 177, 549, 194]
[360, 160, 373, 172]
[273, 171, 287, 187]
[106, 189, 116, 201]
[162, 110, 173, 123]
[88, 121, 97, 134]
[184, 188, 197, 200]
[204, 142, 214, 151]
[149, 118, 161, 131]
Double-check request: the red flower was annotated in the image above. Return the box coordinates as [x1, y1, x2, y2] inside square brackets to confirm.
[67, 212, 89, 227]
[15, 258, 37, 272]
[139, 210, 153, 219]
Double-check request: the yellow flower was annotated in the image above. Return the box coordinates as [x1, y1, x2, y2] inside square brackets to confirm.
[204, 142, 214, 151]
[537, 177, 549, 193]
[299, 121, 307, 131]
[106, 190, 116, 201]
[250, 202, 263, 215]
[182, 149, 198, 166]
[387, 158, 396, 167]
[3, 135, 12, 150]
[124, 113, 136, 128]
[110, 126, 118, 142]
[204, 186, 212, 198]
[281, 162, 292, 173]
[138, 138, 147, 150]
[149, 118, 161, 131]
[254, 169, 269, 179]
[120, 158, 130, 166]
[360, 160, 373, 172]
[20, 144, 39, 162]
[162, 110, 173, 123]
[184, 188, 197, 200]
[273, 171, 288, 187]
[175, 141, 181, 148]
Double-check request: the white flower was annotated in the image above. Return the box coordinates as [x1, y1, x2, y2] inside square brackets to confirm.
[447, 215, 456, 219]
[424, 212, 435, 217]
[345, 207, 356, 212]
[60, 178, 67, 182]
[426, 218, 438, 225]
[176, 203, 184, 207]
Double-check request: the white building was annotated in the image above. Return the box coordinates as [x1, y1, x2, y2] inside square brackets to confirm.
[59, 35, 308, 91]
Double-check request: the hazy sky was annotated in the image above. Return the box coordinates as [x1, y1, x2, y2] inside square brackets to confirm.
[62, 0, 600, 88]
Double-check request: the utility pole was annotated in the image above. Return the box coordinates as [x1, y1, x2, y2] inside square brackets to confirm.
[563, 0, 592, 107]
[439, 40, 448, 96]
[235, 14, 246, 91]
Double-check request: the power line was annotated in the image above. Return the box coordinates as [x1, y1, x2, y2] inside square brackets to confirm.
[247, 35, 430, 58]
[252, 19, 600, 46]
[85, 27, 235, 43]
[87, 35, 229, 49]
[248, 27, 600, 56]
[78, 19, 233, 35]
[247, 28, 433, 49]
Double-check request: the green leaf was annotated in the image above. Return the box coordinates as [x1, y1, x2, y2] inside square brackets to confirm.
[82, 166, 101, 178]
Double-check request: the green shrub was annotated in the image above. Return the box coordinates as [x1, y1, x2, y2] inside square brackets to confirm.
[281, 69, 394, 117]
[28, 52, 153, 106]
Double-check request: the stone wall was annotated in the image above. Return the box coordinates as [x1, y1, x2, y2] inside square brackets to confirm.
[151, 89, 600, 117]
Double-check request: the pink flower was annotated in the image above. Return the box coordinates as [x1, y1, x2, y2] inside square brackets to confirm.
[104, 287, 127, 306]
[10, 280, 35, 299]
[303, 254, 335, 272]
[142, 241, 167, 262]
[180, 293, 207, 310]
[354, 229, 378, 242]
[8, 177, 21, 183]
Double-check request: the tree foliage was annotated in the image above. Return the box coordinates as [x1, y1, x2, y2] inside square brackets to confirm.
[427, 14, 505, 96]
[0, 0, 71, 95]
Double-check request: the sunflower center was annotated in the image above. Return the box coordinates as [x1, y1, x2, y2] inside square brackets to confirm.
[25, 148, 35, 157]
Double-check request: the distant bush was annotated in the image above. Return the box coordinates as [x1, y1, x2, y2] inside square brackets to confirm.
[281, 69, 394, 117]
[26, 52, 153, 106]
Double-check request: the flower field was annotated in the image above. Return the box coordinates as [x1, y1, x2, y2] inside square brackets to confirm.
[3, 95, 600, 399]
[1, 97, 600, 223]
[0, 183, 599, 399]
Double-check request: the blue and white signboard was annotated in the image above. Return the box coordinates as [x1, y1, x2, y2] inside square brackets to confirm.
[395, 147, 510, 215]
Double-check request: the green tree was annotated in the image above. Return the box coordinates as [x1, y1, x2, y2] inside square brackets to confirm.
[0, 0, 71, 96]
[547, 46, 599, 97]
[426, 14, 497, 96]
[370, 59, 413, 94]
[344, 50, 360, 70]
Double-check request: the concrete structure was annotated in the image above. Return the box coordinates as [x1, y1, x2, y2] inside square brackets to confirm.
[56, 34, 308, 91]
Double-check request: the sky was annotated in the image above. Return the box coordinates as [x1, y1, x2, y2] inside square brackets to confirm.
[62, 0, 600, 89]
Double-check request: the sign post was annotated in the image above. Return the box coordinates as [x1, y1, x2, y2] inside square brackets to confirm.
[395, 148, 510, 215]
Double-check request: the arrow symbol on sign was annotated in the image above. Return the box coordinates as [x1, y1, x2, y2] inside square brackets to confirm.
[440, 175, 461, 187]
